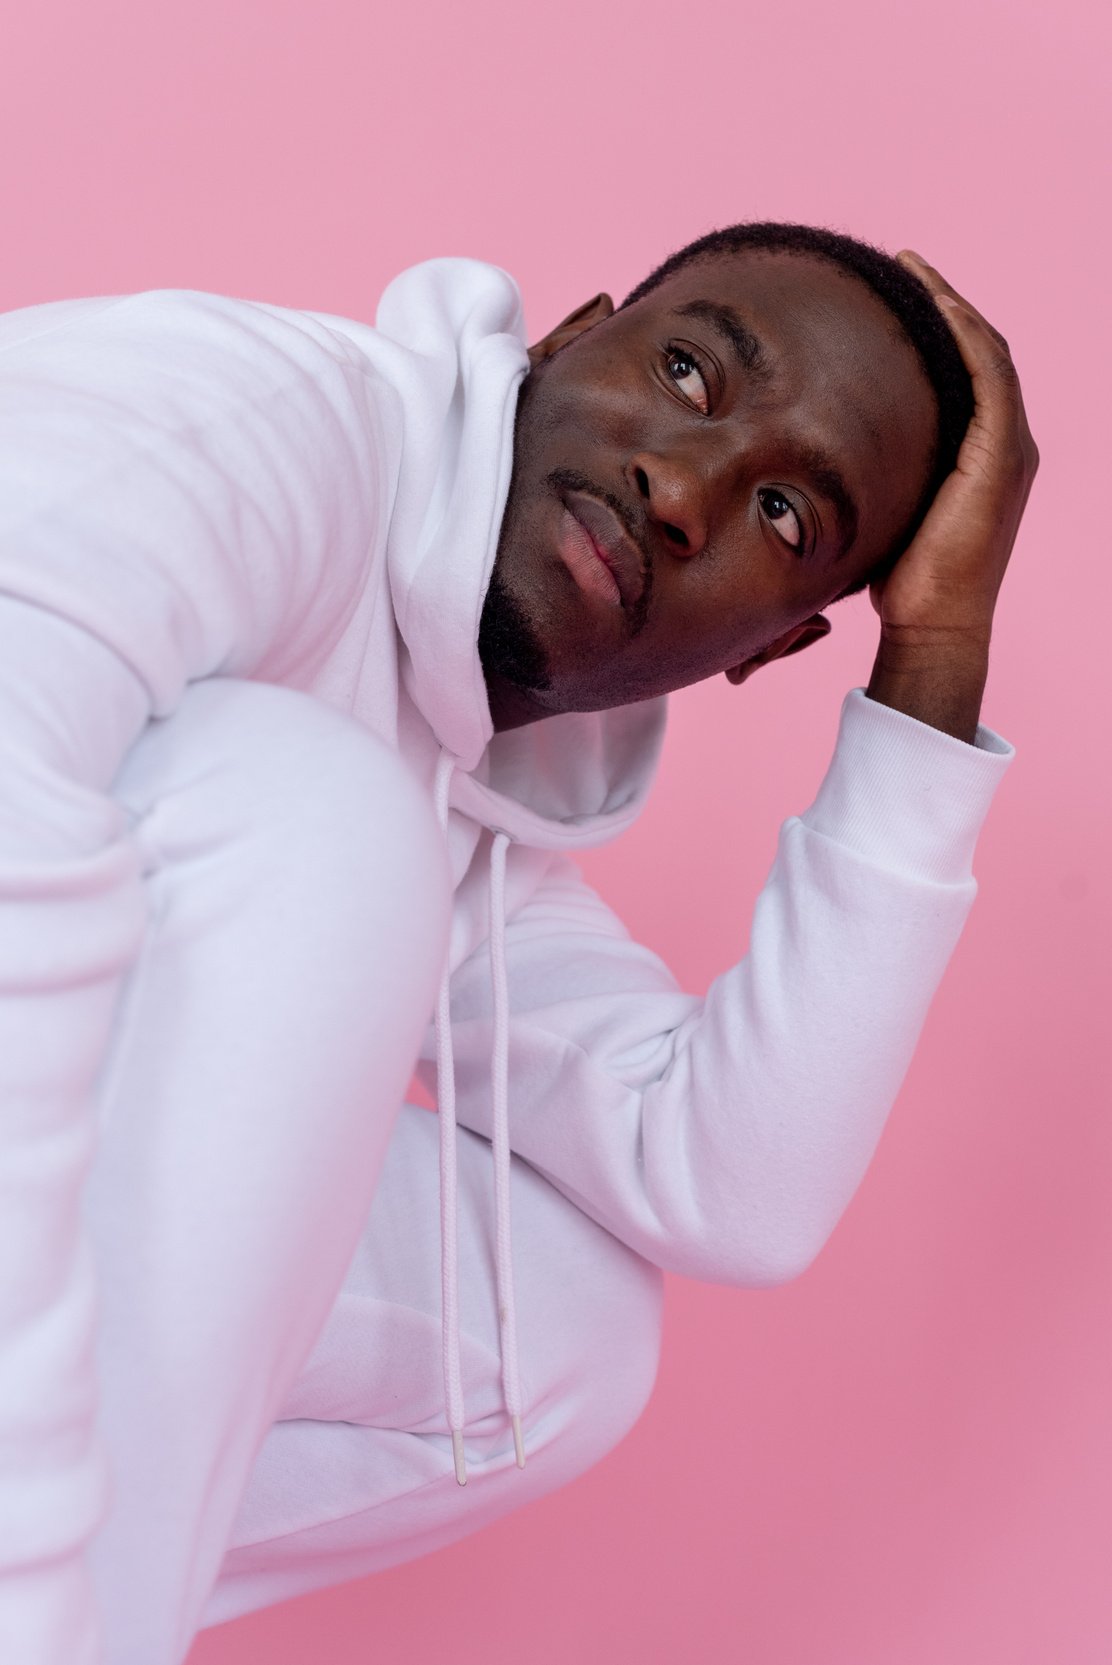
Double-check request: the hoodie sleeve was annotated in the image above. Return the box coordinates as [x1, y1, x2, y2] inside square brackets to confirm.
[442, 688, 1014, 1287]
[0, 292, 380, 1663]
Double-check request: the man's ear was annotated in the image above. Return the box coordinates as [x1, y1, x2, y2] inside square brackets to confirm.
[724, 613, 832, 686]
[527, 293, 615, 368]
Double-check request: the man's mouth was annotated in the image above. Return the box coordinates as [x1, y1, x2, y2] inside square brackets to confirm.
[560, 488, 648, 613]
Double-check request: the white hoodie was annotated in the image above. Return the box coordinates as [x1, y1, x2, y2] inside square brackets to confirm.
[0, 259, 1013, 1648]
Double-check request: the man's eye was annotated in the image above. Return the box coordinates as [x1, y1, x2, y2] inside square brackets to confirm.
[665, 347, 710, 414]
[757, 488, 804, 551]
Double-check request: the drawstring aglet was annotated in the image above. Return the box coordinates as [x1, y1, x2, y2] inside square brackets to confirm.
[452, 1428, 468, 1487]
[512, 1414, 526, 1469]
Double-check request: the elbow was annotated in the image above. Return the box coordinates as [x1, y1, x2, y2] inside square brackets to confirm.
[742, 1232, 829, 1289]
[688, 1217, 839, 1290]
[645, 1145, 853, 1288]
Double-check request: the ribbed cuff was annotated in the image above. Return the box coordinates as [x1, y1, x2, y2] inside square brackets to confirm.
[800, 687, 1015, 884]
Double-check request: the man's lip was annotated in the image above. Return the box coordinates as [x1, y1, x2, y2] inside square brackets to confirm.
[561, 489, 646, 612]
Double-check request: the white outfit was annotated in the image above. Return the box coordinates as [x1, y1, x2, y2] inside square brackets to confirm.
[0, 262, 1014, 1664]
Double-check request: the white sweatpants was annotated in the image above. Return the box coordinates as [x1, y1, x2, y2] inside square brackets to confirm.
[1, 605, 662, 1664]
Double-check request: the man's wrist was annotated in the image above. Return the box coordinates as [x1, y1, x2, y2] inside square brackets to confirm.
[866, 627, 991, 745]
[803, 687, 1015, 884]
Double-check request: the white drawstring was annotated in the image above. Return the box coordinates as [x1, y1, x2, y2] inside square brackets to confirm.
[432, 755, 525, 1483]
[432, 751, 467, 1485]
[488, 830, 525, 1467]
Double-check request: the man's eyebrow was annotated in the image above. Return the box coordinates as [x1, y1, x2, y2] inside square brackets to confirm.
[673, 299, 771, 380]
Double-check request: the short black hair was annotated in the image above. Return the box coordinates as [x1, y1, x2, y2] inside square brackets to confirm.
[622, 222, 973, 599]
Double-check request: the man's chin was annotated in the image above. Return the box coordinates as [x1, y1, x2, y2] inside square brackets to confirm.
[477, 567, 552, 693]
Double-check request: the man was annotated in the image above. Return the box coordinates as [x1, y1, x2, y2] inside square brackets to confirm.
[0, 223, 1036, 1663]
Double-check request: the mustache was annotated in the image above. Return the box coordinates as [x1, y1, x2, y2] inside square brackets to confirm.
[545, 466, 654, 637]
[545, 466, 648, 562]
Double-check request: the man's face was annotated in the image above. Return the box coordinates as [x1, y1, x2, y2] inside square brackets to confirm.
[481, 249, 939, 727]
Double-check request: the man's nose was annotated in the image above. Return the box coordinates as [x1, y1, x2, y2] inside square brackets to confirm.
[627, 452, 708, 557]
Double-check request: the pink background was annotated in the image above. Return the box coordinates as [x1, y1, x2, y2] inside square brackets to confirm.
[3, 0, 1108, 1659]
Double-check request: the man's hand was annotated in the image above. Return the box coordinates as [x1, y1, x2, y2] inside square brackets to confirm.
[865, 250, 1039, 743]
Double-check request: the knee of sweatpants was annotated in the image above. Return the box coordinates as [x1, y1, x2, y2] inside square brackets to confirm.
[113, 676, 453, 993]
[202, 1130, 667, 1622]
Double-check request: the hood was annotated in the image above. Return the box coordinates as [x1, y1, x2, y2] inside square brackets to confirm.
[375, 256, 668, 852]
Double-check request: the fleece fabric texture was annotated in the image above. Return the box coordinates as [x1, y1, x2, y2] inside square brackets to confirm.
[0, 259, 1014, 1662]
